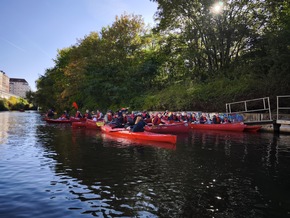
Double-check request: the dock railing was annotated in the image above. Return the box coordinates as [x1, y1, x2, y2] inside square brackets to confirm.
[226, 97, 272, 122]
[276, 95, 290, 124]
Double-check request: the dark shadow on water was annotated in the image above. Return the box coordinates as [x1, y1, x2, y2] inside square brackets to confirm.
[32, 121, 290, 217]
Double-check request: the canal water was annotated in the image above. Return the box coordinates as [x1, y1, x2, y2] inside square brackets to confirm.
[0, 111, 290, 218]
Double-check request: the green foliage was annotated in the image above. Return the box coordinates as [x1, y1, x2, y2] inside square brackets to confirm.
[0, 99, 8, 111]
[35, 2, 290, 113]
[0, 97, 30, 111]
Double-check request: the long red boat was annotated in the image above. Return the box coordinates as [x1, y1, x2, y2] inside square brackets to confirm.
[70, 117, 87, 122]
[101, 125, 177, 144]
[190, 123, 245, 132]
[44, 118, 71, 123]
[144, 122, 190, 134]
[85, 119, 105, 129]
[72, 119, 105, 129]
[101, 133, 176, 150]
[243, 125, 262, 132]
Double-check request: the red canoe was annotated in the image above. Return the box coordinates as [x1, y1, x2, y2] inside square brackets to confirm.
[44, 118, 71, 123]
[70, 117, 87, 122]
[101, 125, 177, 144]
[243, 125, 262, 132]
[101, 133, 176, 150]
[72, 121, 86, 128]
[85, 119, 105, 129]
[72, 119, 105, 129]
[144, 122, 190, 134]
[190, 123, 245, 132]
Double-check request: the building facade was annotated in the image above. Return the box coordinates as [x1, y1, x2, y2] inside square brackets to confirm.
[0, 70, 10, 93]
[9, 78, 31, 98]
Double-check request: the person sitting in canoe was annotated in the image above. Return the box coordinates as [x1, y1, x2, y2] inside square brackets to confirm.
[96, 110, 104, 119]
[213, 113, 221, 124]
[199, 113, 208, 124]
[60, 110, 69, 120]
[84, 110, 92, 119]
[104, 110, 113, 123]
[191, 113, 197, 123]
[180, 112, 188, 122]
[131, 115, 147, 132]
[75, 110, 83, 118]
[222, 116, 231, 123]
[46, 109, 55, 118]
[183, 113, 192, 122]
[152, 113, 165, 125]
[168, 112, 179, 122]
[121, 112, 128, 125]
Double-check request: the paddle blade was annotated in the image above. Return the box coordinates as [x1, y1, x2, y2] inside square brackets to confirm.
[72, 102, 78, 110]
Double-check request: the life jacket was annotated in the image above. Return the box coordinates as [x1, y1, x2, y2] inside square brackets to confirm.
[200, 116, 207, 123]
[153, 116, 161, 125]
[75, 112, 82, 118]
[84, 113, 92, 119]
[121, 116, 127, 124]
[216, 117, 221, 123]
[61, 114, 67, 119]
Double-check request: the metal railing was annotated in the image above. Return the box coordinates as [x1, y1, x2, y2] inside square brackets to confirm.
[277, 95, 290, 120]
[226, 97, 272, 121]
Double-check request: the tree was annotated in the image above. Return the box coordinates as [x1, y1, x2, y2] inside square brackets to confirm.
[151, 0, 279, 81]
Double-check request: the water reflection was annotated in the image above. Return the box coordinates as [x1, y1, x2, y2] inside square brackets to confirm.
[1, 112, 290, 217]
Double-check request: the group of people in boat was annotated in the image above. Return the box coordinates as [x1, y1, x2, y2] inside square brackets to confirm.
[46, 107, 232, 132]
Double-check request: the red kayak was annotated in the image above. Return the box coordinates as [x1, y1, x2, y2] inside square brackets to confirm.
[101, 134, 176, 150]
[85, 119, 105, 129]
[144, 123, 190, 134]
[44, 118, 71, 123]
[72, 121, 86, 128]
[70, 117, 87, 122]
[190, 123, 245, 132]
[101, 125, 177, 144]
[72, 119, 105, 129]
[243, 125, 262, 132]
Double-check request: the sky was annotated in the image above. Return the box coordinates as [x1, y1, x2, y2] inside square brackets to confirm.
[1, 0, 158, 91]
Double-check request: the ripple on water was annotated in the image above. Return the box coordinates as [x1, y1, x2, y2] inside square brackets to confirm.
[1, 112, 290, 217]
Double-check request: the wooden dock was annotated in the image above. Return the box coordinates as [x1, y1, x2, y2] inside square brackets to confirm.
[226, 95, 290, 133]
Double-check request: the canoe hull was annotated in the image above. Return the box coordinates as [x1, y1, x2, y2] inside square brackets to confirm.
[45, 118, 71, 123]
[190, 123, 245, 132]
[70, 117, 87, 122]
[101, 125, 177, 144]
[72, 119, 105, 129]
[101, 134, 176, 150]
[144, 123, 190, 134]
[243, 125, 262, 132]
[85, 119, 105, 129]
